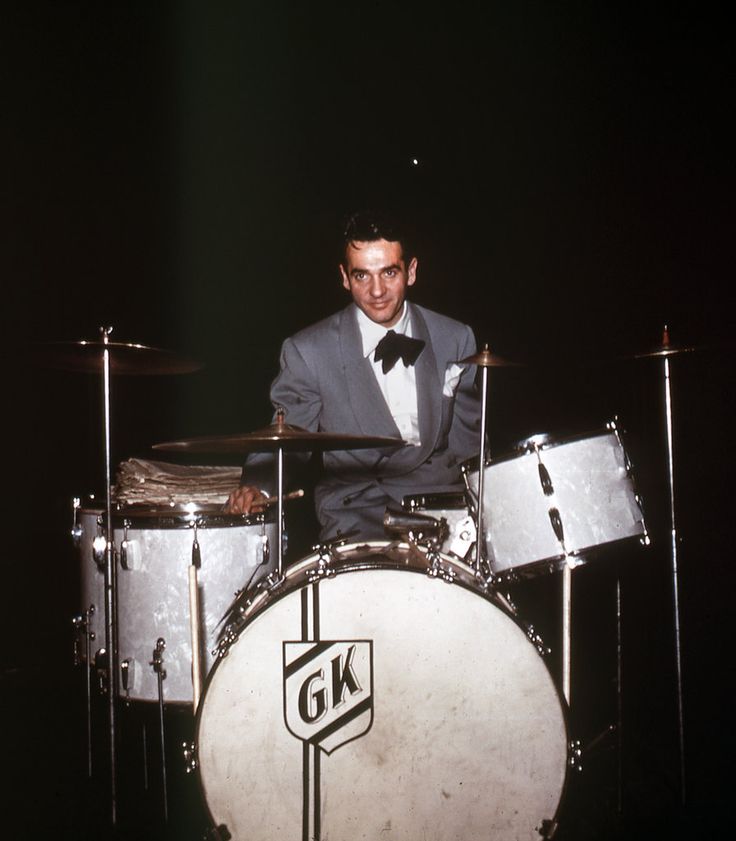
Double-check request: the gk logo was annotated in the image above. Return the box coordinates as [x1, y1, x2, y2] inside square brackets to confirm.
[283, 640, 373, 754]
[298, 643, 363, 723]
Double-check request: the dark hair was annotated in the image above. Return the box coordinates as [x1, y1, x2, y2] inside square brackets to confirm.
[341, 209, 415, 264]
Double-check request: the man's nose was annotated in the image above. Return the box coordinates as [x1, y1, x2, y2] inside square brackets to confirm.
[369, 276, 385, 297]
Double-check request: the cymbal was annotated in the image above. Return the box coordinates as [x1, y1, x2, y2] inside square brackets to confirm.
[631, 344, 696, 360]
[29, 340, 203, 375]
[629, 327, 697, 360]
[152, 417, 406, 454]
[457, 344, 522, 367]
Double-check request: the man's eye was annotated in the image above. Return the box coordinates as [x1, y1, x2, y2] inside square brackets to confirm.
[384, 269, 396, 278]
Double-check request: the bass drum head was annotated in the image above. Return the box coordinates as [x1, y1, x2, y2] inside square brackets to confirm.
[196, 547, 568, 840]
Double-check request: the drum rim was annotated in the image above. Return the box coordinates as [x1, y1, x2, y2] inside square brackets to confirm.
[78, 504, 275, 529]
[213, 540, 508, 650]
[194, 541, 572, 836]
[461, 419, 623, 474]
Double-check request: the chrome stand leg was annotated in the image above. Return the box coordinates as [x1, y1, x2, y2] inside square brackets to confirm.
[85, 609, 94, 778]
[663, 351, 686, 803]
[562, 563, 572, 706]
[616, 577, 623, 815]
[151, 638, 168, 822]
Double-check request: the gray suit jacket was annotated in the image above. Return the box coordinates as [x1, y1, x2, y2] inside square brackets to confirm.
[246, 302, 481, 540]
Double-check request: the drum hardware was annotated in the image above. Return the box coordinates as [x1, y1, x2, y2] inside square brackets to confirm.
[71, 497, 83, 545]
[120, 658, 132, 696]
[524, 623, 551, 657]
[402, 491, 478, 561]
[426, 553, 458, 583]
[150, 637, 169, 822]
[119, 523, 133, 570]
[72, 608, 95, 776]
[203, 825, 232, 841]
[568, 739, 583, 773]
[538, 818, 560, 840]
[383, 506, 449, 546]
[182, 741, 197, 775]
[300, 537, 358, 583]
[93, 648, 109, 693]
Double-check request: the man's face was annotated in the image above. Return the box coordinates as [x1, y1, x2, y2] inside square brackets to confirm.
[339, 239, 417, 327]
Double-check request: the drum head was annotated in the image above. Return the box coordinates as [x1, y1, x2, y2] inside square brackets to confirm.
[196, 550, 568, 840]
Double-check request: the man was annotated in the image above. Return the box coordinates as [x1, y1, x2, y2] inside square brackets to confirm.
[226, 210, 481, 541]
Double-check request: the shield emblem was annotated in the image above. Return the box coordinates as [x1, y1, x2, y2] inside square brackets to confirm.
[283, 640, 373, 754]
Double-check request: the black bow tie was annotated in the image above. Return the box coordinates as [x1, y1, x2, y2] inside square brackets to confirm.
[374, 330, 425, 374]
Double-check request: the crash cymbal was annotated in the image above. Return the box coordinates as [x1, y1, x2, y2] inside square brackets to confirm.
[457, 344, 522, 367]
[29, 340, 203, 375]
[152, 414, 406, 454]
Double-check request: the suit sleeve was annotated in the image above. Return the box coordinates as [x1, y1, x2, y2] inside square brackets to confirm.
[241, 337, 322, 492]
[269, 337, 323, 431]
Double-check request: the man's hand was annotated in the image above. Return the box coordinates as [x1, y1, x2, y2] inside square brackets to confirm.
[225, 485, 268, 514]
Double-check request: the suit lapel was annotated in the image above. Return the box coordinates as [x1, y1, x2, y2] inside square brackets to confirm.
[410, 305, 442, 456]
[339, 306, 400, 437]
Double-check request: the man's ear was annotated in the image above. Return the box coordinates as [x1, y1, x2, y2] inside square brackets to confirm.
[407, 257, 418, 287]
[339, 264, 350, 291]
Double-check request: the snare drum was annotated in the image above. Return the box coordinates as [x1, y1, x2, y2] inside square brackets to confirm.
[114, 505, 277, 704]
[196, 542, 568, 841]
[462, 422, 647, 579]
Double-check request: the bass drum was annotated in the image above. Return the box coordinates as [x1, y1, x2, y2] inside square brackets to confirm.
[196, 542, 569, 841]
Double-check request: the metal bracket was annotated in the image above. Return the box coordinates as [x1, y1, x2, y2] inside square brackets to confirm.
[568, 738, 583, 773]
[182, 741, 198, 774]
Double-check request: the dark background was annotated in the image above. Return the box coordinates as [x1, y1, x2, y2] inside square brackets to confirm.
[2, 2, 732, 839]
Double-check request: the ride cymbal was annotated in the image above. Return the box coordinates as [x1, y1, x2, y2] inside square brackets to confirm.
[153, 415, 406, 454]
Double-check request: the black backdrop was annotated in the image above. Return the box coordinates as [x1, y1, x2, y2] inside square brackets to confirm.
[2, 3, 732, 839]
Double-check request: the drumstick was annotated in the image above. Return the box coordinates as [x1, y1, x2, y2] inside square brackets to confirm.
[223, 488, 304, 514]
[261, 489, 304, 506]
[188, 564, 203, 712]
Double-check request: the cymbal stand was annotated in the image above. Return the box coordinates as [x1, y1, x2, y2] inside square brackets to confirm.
[661, 330, 686, 803]
[277, 444, 285, 576]
[101, 326, 118, 824]
[473, 357, 490, 576]
[561, 562, 572, 705]
[271, 409, 287, 577]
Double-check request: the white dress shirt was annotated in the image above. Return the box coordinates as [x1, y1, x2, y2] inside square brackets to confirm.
[355, 304, 422, 446]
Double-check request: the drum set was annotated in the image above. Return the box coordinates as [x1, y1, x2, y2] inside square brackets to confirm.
[41, 325, 693, 840]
